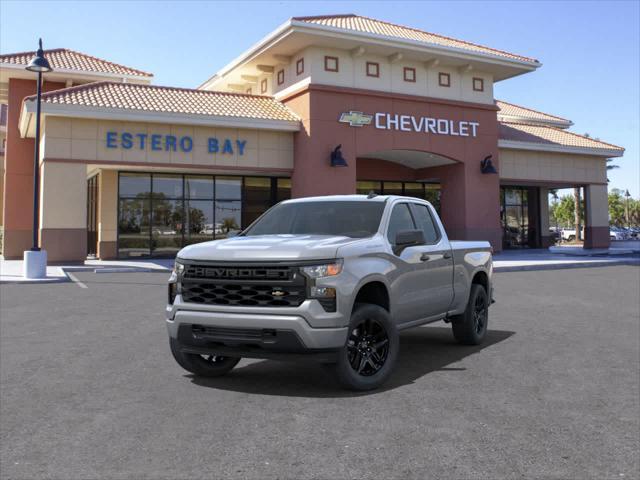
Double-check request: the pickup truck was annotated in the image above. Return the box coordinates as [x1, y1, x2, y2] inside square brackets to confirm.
[166, 194, 494, 390]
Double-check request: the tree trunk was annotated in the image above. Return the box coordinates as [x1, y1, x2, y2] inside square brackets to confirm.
[574, 187, 581, 241]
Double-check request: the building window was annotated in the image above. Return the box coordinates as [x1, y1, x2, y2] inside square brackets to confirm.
[277, 69, 284, 85]
[324, 55, 339, 72]
[245, 87, 252, 94]
[403, 67, 416, 82]
[260, 78, 268, 94]
[356, 181, 441, 213]
[296, 58, 304, 75]
[438, 72, 450, 87]
[117, 173, 291, 258]
[366, 62, 380, 78]
[473, 77, 484, 92]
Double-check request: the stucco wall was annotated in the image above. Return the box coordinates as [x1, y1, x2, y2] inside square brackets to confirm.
[42, 117, 294, 171]
[273, 46, 494, 104]
[499, 148, 607, 184]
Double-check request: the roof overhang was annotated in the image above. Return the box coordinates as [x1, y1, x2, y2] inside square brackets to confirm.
[0, 62, 152, 85]
[497, 114, 573, 129]
[200, 19, 540, 89]
[19, 99, 301, 138]
[498, 139, 624, 158]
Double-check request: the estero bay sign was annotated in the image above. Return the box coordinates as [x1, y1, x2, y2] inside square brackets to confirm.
[105, 131, 248, 155]
[339, 111, 480, 137]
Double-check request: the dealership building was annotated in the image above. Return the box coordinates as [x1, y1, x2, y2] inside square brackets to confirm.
[0, 14, 624, 261]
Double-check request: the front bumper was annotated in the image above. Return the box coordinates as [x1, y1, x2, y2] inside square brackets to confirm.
[166, 295, 348, 357]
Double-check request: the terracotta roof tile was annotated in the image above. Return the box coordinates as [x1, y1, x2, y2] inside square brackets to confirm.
[27, 82, 299, 122]
[0, 48, 152, 78]
[499, 122, 624, 153]
[293, 14, 538, 64]
[496, 100, 571, 126]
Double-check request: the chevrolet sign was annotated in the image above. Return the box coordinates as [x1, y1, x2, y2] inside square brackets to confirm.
[338, 111, 374, 127]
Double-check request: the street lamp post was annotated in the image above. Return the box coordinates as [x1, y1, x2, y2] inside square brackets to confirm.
[625, 189, 631, 230]
[23, 39, 53, 279]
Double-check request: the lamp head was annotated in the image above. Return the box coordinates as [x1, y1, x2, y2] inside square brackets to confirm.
[26, 39, 53, 73]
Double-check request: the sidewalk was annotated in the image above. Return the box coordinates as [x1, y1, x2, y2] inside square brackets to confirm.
[1, 250, 638, 284]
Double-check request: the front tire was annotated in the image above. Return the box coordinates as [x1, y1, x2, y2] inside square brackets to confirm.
[170, 337, 241, 377]
[451, 284, 489, 345]
[334, 303, 399, 391]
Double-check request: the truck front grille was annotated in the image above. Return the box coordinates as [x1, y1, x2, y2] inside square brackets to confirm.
[181, 263, 306, 307]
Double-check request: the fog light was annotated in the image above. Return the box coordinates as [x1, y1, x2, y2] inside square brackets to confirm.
[310, 286, 336, 298]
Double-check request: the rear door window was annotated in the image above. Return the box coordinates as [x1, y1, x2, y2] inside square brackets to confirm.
[411, 203, 441, 244]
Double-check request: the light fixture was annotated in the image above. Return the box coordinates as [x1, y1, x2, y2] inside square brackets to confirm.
[26, 39, 53, 73]
[330, 144, 348, 167]
[480, 155, 497, 174]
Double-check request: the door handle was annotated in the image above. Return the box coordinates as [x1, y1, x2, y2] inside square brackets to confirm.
[443, 252, 452, 259]
[420, 253, 430, 262]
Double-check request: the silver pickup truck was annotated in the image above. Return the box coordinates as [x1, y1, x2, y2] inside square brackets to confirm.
[166, 194, 493, 390]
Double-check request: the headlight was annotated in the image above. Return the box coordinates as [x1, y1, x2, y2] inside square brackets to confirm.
[301, 260, 343, 279]
[173, 260, 185, 275]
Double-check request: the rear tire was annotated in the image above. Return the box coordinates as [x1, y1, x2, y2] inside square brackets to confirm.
[451, 284, 489, 345]
[170, 337, 241, 377]
[334, 303, 399, 391]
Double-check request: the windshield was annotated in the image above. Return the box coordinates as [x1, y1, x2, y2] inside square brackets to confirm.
[243, 201, 385, 238]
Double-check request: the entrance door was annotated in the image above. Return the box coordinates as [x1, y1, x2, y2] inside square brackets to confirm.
[87, 175, 99, 257]
[501, 186, 540, 248]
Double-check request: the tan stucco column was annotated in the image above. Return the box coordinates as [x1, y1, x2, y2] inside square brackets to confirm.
[39, 161, 87, 262]
[98, 170, 118, 259]
[539, 188, 552, 247]
[584, 184, 610, 249]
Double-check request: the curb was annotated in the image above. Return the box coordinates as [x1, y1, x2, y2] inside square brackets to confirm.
[494, 259, 640, 273]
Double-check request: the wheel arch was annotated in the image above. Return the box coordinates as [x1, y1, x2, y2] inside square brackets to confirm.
[351, 277, 390, 315]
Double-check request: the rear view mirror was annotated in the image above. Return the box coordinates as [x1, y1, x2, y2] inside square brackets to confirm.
[394, 229, 425, 254]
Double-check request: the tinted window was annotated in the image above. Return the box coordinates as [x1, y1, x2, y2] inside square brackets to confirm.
[387, 203, 415, 244]
[244, 201, 384, 238]
[412, 204, 440, 244]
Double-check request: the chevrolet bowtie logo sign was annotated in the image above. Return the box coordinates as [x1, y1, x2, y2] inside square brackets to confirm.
[338, 111, 373, 127]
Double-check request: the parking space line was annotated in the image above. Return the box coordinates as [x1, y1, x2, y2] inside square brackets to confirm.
[66, 272, 88, 289]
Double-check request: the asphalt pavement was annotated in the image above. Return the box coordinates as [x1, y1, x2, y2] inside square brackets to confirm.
[1, 266, 638, 479]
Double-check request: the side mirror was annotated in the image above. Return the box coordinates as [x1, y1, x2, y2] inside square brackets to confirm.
[394, 229, 425, 254]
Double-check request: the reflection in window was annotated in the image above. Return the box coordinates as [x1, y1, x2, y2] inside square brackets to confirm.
[216, 200, 242, 238]
[185, 176, 213, 199]
[119, 173, 151, 197]
[153, 175, 183, 198]
[243, 177, 272, 227]
[185, 200, 214, 246]
[356, 181, 382, 195]
[276, 178, 291, 203]
[118, 198, 150, 257]
[216, 176, 241, 199]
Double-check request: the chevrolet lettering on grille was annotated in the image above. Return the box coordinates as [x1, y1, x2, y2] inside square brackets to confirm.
[188, 266, 289, 280]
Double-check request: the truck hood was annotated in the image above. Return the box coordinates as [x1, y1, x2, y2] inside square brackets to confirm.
[177, 234, 359, 262]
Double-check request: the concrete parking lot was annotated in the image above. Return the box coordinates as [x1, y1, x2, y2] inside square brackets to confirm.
[1, 266, 639, 479]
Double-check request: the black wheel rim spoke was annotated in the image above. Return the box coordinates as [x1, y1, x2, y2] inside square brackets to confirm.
[347, 317, 389, 377]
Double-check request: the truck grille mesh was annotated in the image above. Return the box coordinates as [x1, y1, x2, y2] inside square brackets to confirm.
[181, 283, 305, 307]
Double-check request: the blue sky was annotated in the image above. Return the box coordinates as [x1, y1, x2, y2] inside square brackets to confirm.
[2, 0, 638, 197]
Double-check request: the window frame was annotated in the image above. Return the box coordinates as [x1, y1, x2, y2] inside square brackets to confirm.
[366, 61, 380, 78]
[438, 72, 451, 87]
[408, 202, 442, 246]
[472, 77, 484, 92]
[260, 78, 268, 94]
[324, 55, 339, 72]
[403, 67, 416, 83]
[277, 69, 284, 85]
[386, 202, 417, 245]
[296, 58, 304, 75]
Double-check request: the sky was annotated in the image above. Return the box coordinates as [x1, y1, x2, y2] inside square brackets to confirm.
[1, 0, 638, 197]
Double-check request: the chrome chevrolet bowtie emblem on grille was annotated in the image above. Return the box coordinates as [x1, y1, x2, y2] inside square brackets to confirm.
[339, 111, 373, 127]
[271, 290, 286, 297]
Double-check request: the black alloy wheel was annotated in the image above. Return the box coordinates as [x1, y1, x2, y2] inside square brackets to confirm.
[473, 293, 487, 334]
[347, 317, 390, 376]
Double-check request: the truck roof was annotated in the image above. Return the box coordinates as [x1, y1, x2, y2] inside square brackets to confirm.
[281, 194, 427, 203]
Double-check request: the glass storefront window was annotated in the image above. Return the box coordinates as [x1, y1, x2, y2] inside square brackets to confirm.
[185, 176, 214, 200]
[119, 173, 151, 197]
[118, 197, 151, 257]
[153, 175, 183, 198]
[356, 181, 382, 195]
[243, 177, 272, 227]
[216, 200, 242, 238]
[382, 182, 403, 196]
[276, 178, 291, 203]
[216, 176, 242, 199]
[118, 173, 288, 258]
[403, 182, 424, 199]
